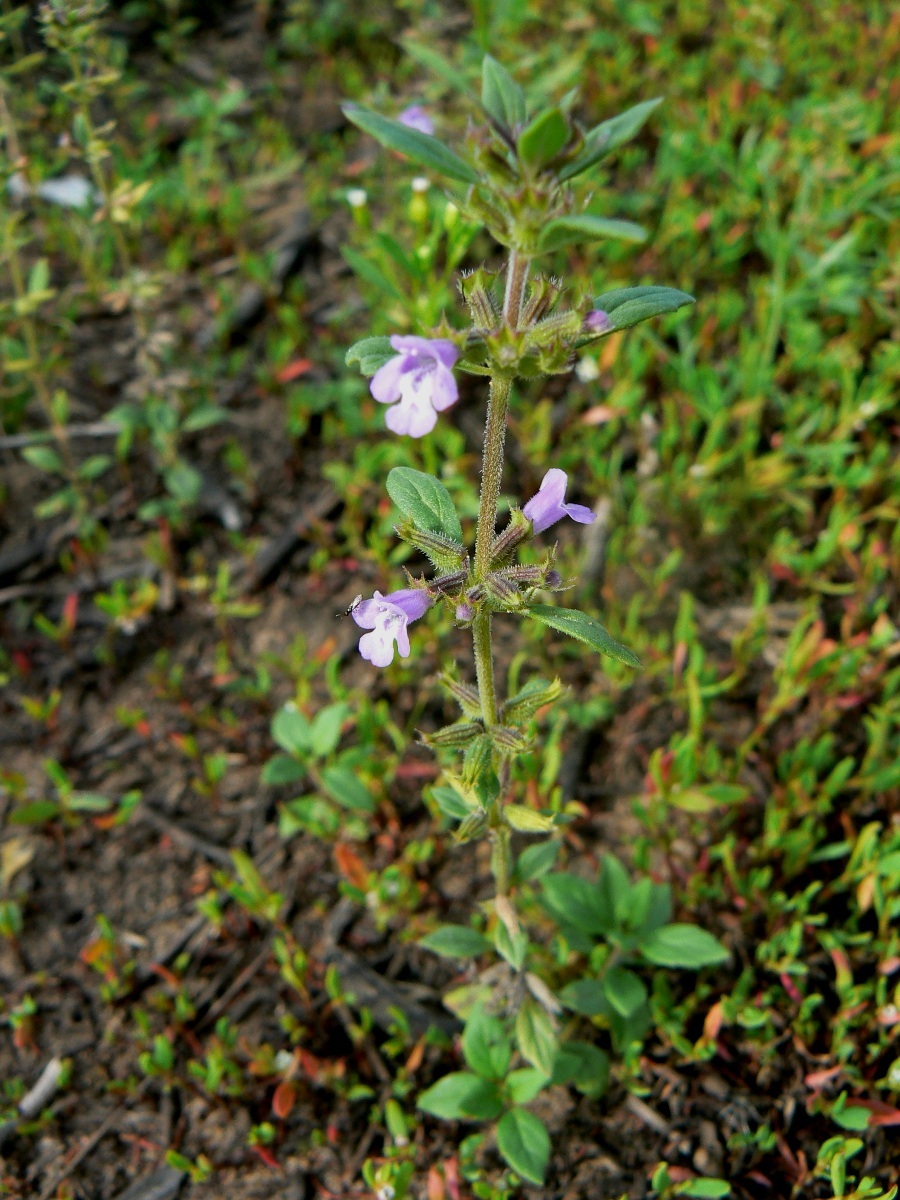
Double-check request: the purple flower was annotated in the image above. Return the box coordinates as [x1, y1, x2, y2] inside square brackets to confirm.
[370, 336, 459, 437]
[352, 588, 432, 667]
[398, 105, 434, 136]
[522, 468, 596, 534]
[583, 309, 611, 334]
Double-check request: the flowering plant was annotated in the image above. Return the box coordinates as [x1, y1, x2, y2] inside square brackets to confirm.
[343, 55, 722, 1189]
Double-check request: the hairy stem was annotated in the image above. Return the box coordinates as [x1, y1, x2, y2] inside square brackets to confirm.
[471, 251, 529, 729]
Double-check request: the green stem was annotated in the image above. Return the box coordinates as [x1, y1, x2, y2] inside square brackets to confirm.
[471, 250, 529, 729]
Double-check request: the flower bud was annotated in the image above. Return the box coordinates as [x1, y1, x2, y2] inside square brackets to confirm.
[346, 188, 369, 229]
[583, 308, 611, 335]
[409, 176, 429, 224]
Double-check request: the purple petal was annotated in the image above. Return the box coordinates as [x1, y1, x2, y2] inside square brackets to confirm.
[428, 339, 460, 369]
[389, 334, 436, 358]
[359, 628, 394, 667]
[398, 105, 434, 136]
[384, 393, 437, 438]
[584, 309, 611, 334]
[522, 490, 562, 534]
[395, 624, 411, 658]
[429, 363, 459, 411]
[537, 468, 568, 505]
[352, 594, 384, 629]
[371, 354, 413, 404]
[386, 589, 431, 622]
[562, 502, 596, 525]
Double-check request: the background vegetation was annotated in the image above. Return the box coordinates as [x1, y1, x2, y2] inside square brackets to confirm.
[0, 1, 897, 1198]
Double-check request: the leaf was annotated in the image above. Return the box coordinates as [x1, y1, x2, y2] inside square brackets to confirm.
[320, 765, 375, 813]
[507, 1066, 548, 1104]
[639, 923, 730, 969]
[343, 103, 478, 184]
[516, 839, 562, 882]
[9, 801, 60, 825]
[430, 784, 476, 820]
[542, 871, 613, 936]
[345, 335, 395, 376]
[559, 97, 663, 180]
[504, 804, 555, 833]
[401, 39, 474, 99]
[559, 978, 608, 1017]
[539, 213, 647, 252]
[462, 1005, 512, 1080]
[481, 55, 527, 130]
[517, 106, 569, 170]
[21, 445, 64, 474]
[386, 466, 463, 541]
[676, 1182, 731, 1199]
[261, 754, 306, 785]
[603, 966, 648, 1019]
[515, 996, 557, 1076]
[525, 605, 641, 668]
[419, 925, 491, 958]
[342, 246, 406, 301]
[309, 703, 349, 758]
[496, 1108, 550, 1185]
[417, 1071, 502, 1120]
[271, 704, 312, 756]
[67, 792, 112, 812]
[551, 1041, 610, 1097]
[589, 285, 696, 334]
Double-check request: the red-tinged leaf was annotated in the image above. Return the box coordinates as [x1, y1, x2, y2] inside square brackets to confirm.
[427, 1166, 446, 1200]
[136, 719, 151, 737]
[780, 973, 802, 1003]
[703, 1000, 724, 1041]
[326, 1123, 339, 1144]
[12, 650, 31, 674]
[272, 1081, 296, 1119]
[334, 844, 368, 891]
[299, 1048, 324, 1081]
[858, 1099, 900, 1126]
[62, 592, 78, 633]
[250, 1145, 279, 1169]
[404, 1037, 425, 1074]
[276, 358, 313, 383]
[880, 957, 900, 975]
[314, 636, 337, 663]
[805, 1066, 842, 1090]
[444, 1157, 460, 1200]
[395, 760, 439, 779]
[149, 963, 181, 989]
[580, 404, 621, 425]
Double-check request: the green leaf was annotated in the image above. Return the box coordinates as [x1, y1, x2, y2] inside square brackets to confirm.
[539, 214, 647, 252]
[309, 703, 349, 758]
[345, 335, 395, 376]
[430, 784, 476, 820]
[639, 923, 730, 969]
[551, 1041, 610, 1097]
[419, 924, 491, 958]
[182, 404, 225, 432]
[67, 792, 112, 812]
[21, 445, 64, 474]
[589, 285, 696, 334]
[261, 754, 306, 785]
[600, 853, 633, 921]
[320, 765, 375, 813]
[417, 1071, 502, 1120]
[462, 1005, 511, 1080]
[603, 966, 648, 1019]
[401, 40, 474, 99]
[516, 839, 562, 882]
[493, 921, 528, 971]
[525, 605, 641, 668]
[559, 979, 608, 1017]
[542, 871, 613, 936]
[271, 704, 312, 756]
[164, 461, 202, 505]
[517, 106, 569, 170]
[386, 466, 463, 541]
[279, 795, 340, 840]
[559, 97, 663, 180]
[676, 1181, 731, 1199]
[77, 454, 111, 480]
[506, 1067, 548, 1105]
[342, 246, 406, 301]
[10, 801, 61, 825]
[504, 804, 555, 833]
[481, 55, 527, 130]
[343, 103, 478, 184]
[496, 1108, 550, 1185]
[515, 996, 557, 1076]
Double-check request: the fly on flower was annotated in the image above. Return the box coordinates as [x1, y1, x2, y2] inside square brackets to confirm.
[351, 589, 432, 667]
[336, 594, 363, 619]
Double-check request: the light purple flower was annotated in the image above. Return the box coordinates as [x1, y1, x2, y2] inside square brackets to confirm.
[352, 588, 432, 668]
[522, 468, 596, 534]
[583, 309, 611, 334]
[370, 336, 459, 437]
[398, 105, 434, 136]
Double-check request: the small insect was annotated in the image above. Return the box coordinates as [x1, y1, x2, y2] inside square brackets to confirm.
[336, 594, 363, 619]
